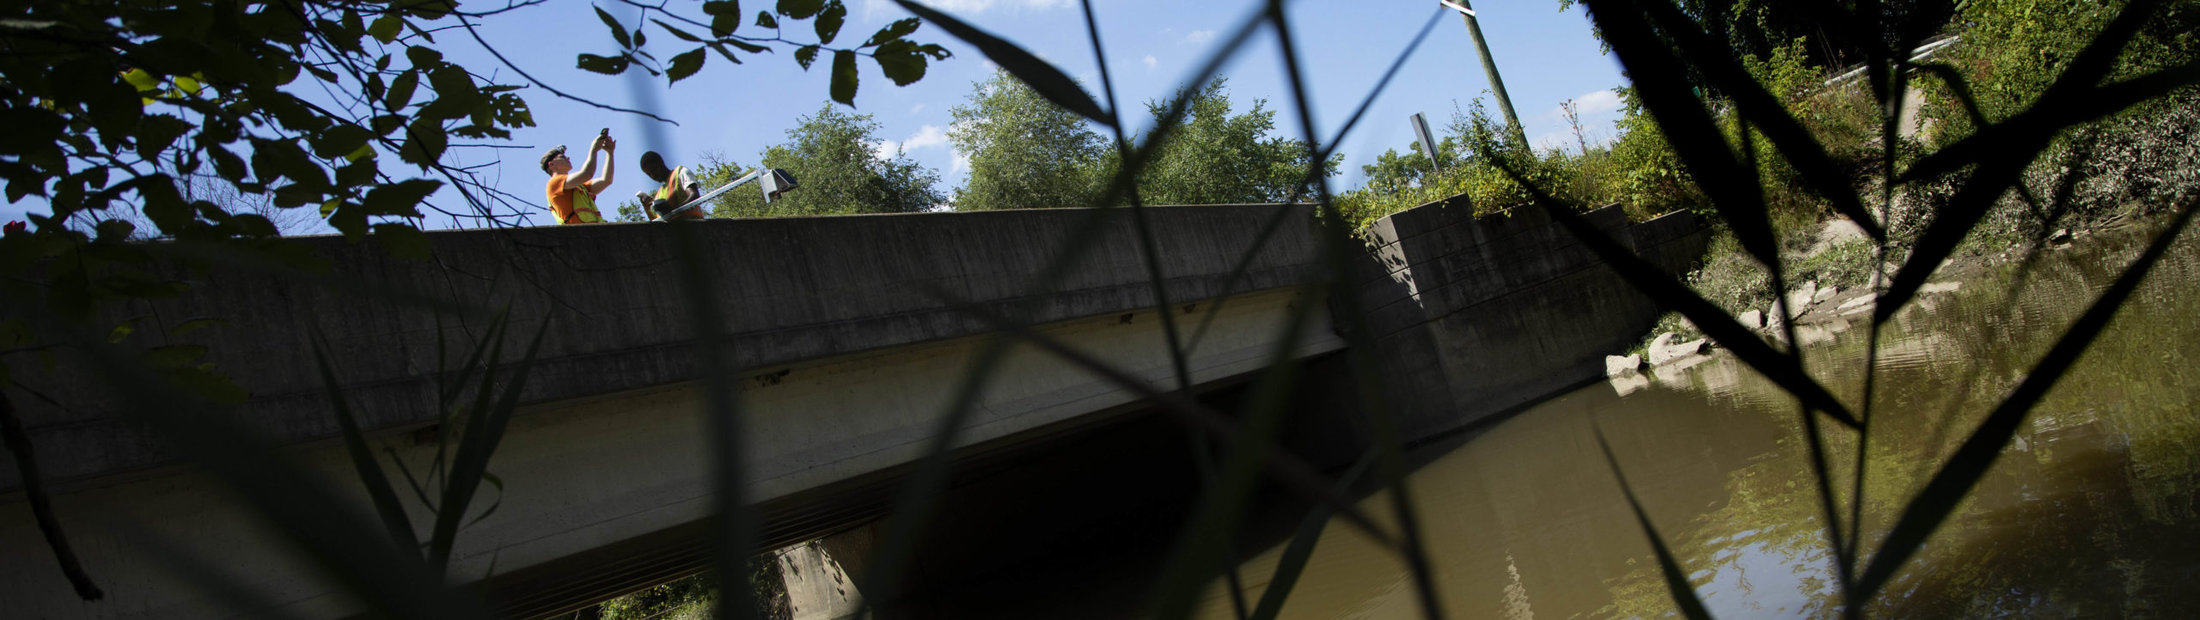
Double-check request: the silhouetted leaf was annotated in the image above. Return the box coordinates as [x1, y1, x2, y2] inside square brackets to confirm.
[396, 118, 447, 166]
[385, 70, 420, 109]
[755, 10, 778, 29]
[310, 124, 373, 160]
[404, 45, 443, 69]
[864, 16, 922, 47]
[874, 41, 926, 86]
[778, 0, 824, 19]
[830, 49, 857, 105]
[368, 15, 403, 43]
[207, 146, 248, 183]
[667, 48, 707, 83]
[595, 6, 631, 49]
[653, 19, 706, 43]
[794, 45, 819, 70]
[703, 0, 742, 36]
[575, 53, 629, 75]
[894, 0, 1109, 125]
[134, 114, 192, 163]
[814, 1, 846, 45]
[364, 179, 442, 217]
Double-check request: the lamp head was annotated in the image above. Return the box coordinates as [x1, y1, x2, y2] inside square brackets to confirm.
[759, 168, 799, 203]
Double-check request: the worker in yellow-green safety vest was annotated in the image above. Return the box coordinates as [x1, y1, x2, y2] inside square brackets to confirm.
[636, 150, 706, 221]
[540, 129, 616, 224]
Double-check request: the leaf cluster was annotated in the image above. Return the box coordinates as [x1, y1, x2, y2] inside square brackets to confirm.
[579, 0, 951, 106]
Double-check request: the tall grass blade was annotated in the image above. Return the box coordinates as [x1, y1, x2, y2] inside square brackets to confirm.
[1630, 0, 1884, 242]
[1248, 454, 1375, 620]
[1591, 422, 1713, 620]
[1185, 7, 1443, 352]
[58, 323, 487, 619]
[1144, 282, 1317, 620]
[857, 9, 1283, 590]
[1076, 3, 1254, 615]
[314, 334, 423, 559]
[1582, 0, 1781, 269]
[853, 335, 1020, 615]
[894, 0, 1110, 125]
[663, 223, 760, 620]
[1856, 199, 2198, 602]
[1265, 1, 1445, 616]
[0, 388, 104, 600]
[428, 317, 545, 576]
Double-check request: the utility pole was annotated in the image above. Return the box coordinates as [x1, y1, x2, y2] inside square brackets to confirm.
[1442, 0, 1531, 150]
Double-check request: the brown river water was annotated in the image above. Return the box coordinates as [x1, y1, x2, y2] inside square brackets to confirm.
[1189, 224, 2200, 619]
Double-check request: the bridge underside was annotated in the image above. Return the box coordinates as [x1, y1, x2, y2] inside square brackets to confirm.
[1, 286, 1347, 619]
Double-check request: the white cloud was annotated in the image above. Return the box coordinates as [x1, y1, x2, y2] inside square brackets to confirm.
[1185, 29, 1216, 44]
[949, 149, 971, 175]
[1574, 89, 1623, 115]
[902, 125, 949, 151]
[1537, 89, 1625, 123]
[1143, 55, 1157, 70]
[871, 126, 945, 161]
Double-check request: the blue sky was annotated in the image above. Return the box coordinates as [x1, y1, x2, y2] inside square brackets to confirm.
[2, 0, 1630, 230]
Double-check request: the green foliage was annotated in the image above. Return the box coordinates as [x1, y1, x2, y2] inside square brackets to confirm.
[1357, 141, 1455, 197]
[595, 556, 789, 620]
[1335, 101, 1581, 229]
[1933, 0, 2199, 132]
[948, 70, 1108, 210]
[584, 0, 949, 105]
[1908, 0, 2200, 252]
[1129, 79, 1341, 205]
[707, 105, 944, 217]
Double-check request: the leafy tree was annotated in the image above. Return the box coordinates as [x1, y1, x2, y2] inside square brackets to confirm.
[949, 70, 1107, 210]
[1131, 79, 1341, 205]
[1360, 138, 1459, 196]
[708, 106, 944, 217]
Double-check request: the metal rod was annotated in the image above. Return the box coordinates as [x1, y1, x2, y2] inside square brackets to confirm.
[660, 168, 765, 220]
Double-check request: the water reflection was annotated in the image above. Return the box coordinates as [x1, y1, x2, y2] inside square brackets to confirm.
[1200, 228, 2200, 618]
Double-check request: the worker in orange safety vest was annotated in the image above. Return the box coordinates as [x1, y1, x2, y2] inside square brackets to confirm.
[540, 129, 616, 224]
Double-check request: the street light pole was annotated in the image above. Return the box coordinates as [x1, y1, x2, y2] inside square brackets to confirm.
[1442, 0, 1531, 150]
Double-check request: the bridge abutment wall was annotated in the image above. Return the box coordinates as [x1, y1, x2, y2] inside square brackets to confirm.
[1351, 202, 1710, 443]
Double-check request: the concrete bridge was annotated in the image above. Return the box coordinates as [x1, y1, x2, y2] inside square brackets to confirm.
[0, 201, 1706, 618]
